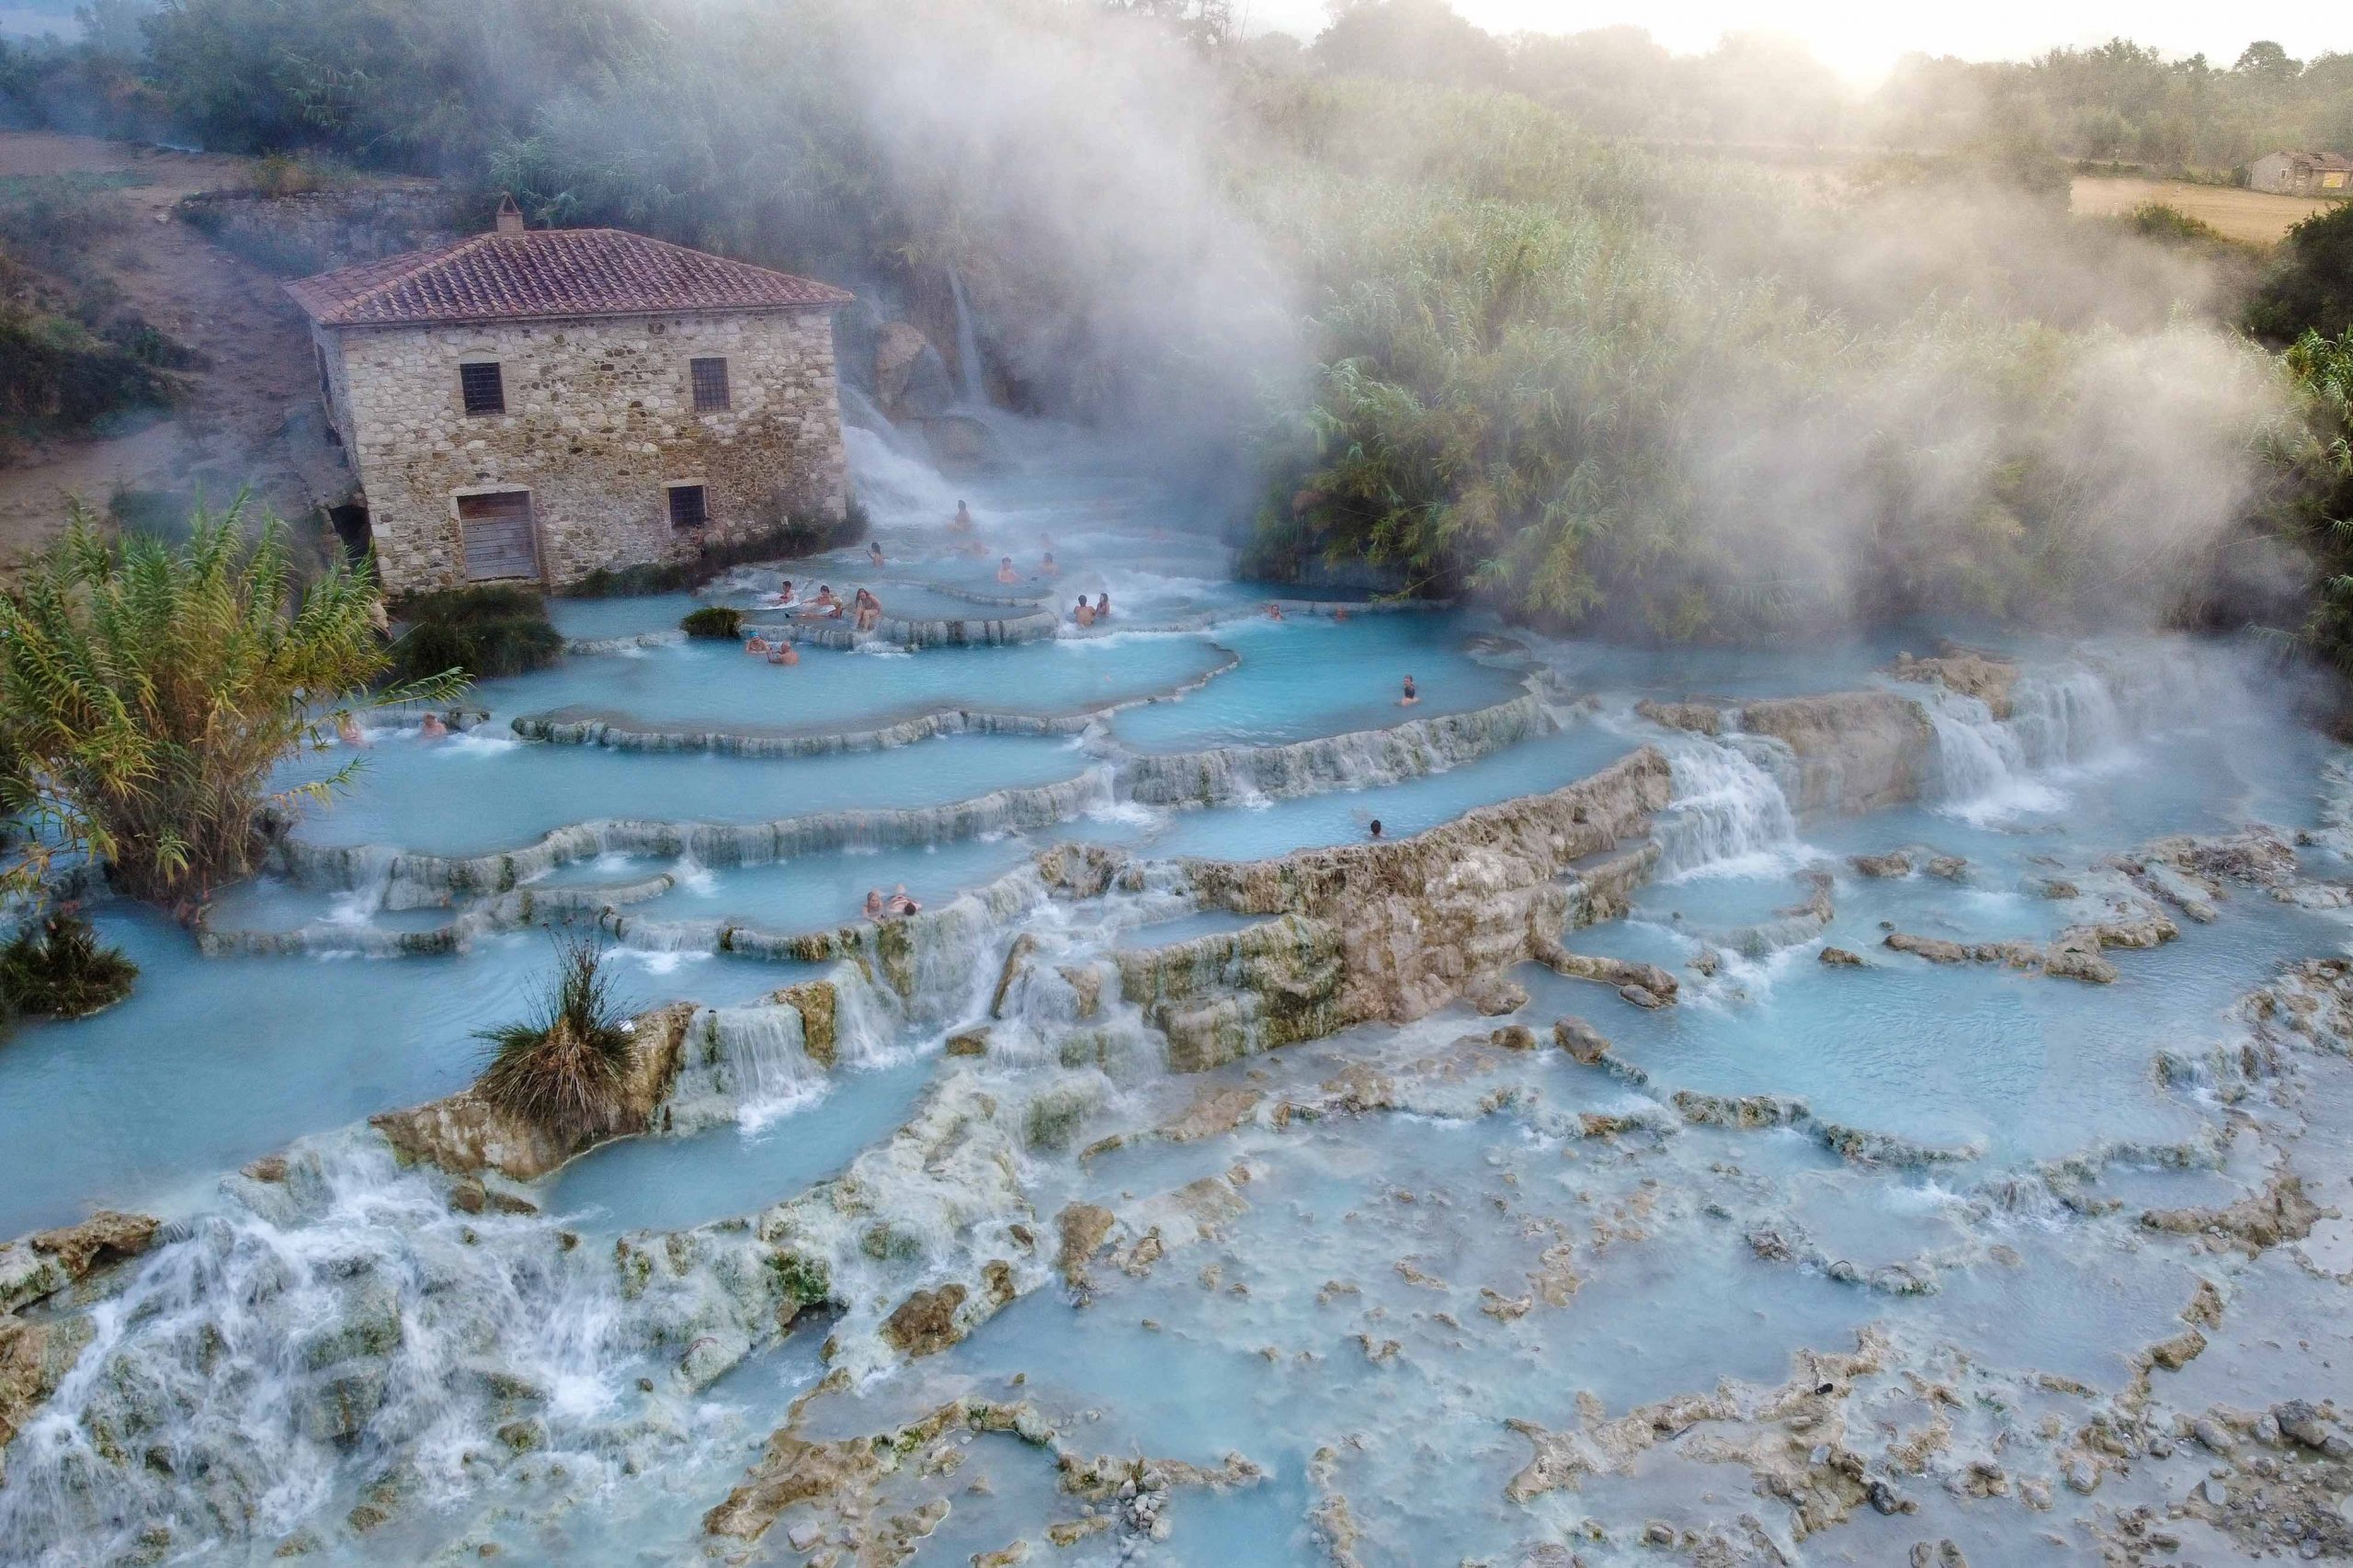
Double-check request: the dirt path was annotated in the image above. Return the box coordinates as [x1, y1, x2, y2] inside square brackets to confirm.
[2070, 176, 2338, 246]
[0, 131, 349, 567]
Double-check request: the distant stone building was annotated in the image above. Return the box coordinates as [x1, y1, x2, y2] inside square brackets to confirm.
[289, 199, 852, 595]
[2249, 151, 2352, 197]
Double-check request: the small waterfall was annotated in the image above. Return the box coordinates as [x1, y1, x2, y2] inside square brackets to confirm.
[1655, 738, 1801, 880]
[948, 268, 986, 407]
[2005, 665, 2129, 769]
[1922, 689, 2037, 806]
[672, 1005, 827, 1131]
[843, 423, 960, 528]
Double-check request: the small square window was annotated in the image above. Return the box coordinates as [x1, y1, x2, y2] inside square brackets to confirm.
[459, 361, 506, 415]
[690, 357, 732, 413]
[667, 483, 710, 528]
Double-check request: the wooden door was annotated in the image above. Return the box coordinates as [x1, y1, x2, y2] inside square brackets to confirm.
[457, 491, 539, 582]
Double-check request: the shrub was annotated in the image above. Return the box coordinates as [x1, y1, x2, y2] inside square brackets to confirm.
[0, 499, 464, 907]
[0, 911, 138, 1021]
[2247, 202, 2353, 346]
[474, 930, 634, 1144]
[385, 583, 565, 681]
[680, 605, 744, 639]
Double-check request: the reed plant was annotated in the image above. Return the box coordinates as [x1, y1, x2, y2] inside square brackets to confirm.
[0, 498, 464, 908]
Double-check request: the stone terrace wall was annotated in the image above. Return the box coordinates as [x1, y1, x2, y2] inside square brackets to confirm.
[330, 309, 847, 593]
[1168, 746, 1673, 1046]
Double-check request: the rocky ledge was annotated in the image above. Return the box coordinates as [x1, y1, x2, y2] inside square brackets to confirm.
[0, 1211, 162, 1483]
[370, 1004, 697, 1182]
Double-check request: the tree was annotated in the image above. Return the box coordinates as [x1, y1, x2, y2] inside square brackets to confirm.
[1312, 0, 1508, 90]
[0, 498, 464, 910]
[2233, 40, 2302, 86]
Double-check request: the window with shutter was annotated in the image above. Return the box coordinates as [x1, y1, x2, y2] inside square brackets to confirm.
[690, 357, 731, 412]
[667, 483, 710, 528]
[459, 361, 506, 415]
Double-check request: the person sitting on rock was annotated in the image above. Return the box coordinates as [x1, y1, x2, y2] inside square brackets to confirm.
[1073, 595, 1095, 628]
[1399, 675, 1418, 707]
[949, 500, 974, 533]
[854, 588, 881, 633]
[865, 888, 886, 920]
[996, 556, 1018, 585]
[1094, 593, 1110, 622]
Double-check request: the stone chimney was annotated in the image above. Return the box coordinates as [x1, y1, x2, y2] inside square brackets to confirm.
[494, 194, 525, 234]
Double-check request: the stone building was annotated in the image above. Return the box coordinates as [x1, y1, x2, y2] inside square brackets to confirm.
[288, 199, 853, 594]
[2250, 150, 2352, 197]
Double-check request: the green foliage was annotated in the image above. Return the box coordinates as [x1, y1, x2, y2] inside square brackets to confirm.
[679, 605, 744, 640]
[385, 584, 563, 682]
[0, 499, 464, 908]
[2246, 202, 2353, 346]
[0, 911, 138, 1022]
[474, 929, 634, 1144]
[0, 175, 189, 437]
[2120, 202, 2231, 246]
[2277, 328, 2353, 674]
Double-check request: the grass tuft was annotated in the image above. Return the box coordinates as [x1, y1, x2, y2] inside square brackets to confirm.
[473, 930, 634, 1145]
[1, 912, 139, 1022]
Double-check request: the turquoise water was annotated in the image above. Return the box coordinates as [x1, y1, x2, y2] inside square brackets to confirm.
[7, 435, 2353, 1568]
[272, 729, 1090, 853]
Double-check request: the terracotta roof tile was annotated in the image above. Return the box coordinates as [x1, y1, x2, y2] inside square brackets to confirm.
[287, 229, 852, 327]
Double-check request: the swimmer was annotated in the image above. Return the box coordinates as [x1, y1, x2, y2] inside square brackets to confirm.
[888, 883, 922, 916]
[1094, 592, 1110, 622]
[418, 711, 449, 740]
[865, 889, 885, 920]
[1264, 600, 1284, 621]
[1040, 551, 1059, 577]
[336, 715, 369, 748]
[868, 540, 886, 568]
[1074, 595, 1095, 628]
[745, 634, 770, 654]
[1399, 675, 1418, 707]
[949, 500, 974, 533]
[1333, 607, 1349, 622]
[1369, 819, 1383, 840]
[764, 579, 797, 608]
[768, 642, 799, 666]
[996, 556, 1018, 585]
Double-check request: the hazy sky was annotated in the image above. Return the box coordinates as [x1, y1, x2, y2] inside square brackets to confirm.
[1242, 0, 2346, 83]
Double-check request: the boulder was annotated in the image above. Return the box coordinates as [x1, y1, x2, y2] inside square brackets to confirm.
[880, 1283, 970, 1358]
[1819, 947, 1865, 968]
[871, 322, 956, 421]
[1850, 852, 1913, 879]
[1552, 1017, 1611, 1064]
[1888, 650, 2019, 719]
[1633, 699, 1722, 736]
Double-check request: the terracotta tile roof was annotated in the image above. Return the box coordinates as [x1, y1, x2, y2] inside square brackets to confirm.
[286, 229, 852, 328]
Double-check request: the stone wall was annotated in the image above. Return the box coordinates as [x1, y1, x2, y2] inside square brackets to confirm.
[326, 309, 848, 593]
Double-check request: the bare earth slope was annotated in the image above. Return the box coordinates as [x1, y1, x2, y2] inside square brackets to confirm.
[0, 131, 347, 566]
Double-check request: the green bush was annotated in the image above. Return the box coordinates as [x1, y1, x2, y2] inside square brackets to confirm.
[386, 584, 564, 681]
[474, 930, 634, 1144]
[2247, 202, 2353, 346]
[680, 605, 744, 639]
[1, 911, 139, 1022]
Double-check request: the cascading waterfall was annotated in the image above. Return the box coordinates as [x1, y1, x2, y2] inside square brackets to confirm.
[1920, 687, 2056, 823]
[668, 1006, 828, 1132]
[1655, 737, 1802, 880]
[0, 1137, 640, 1567]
